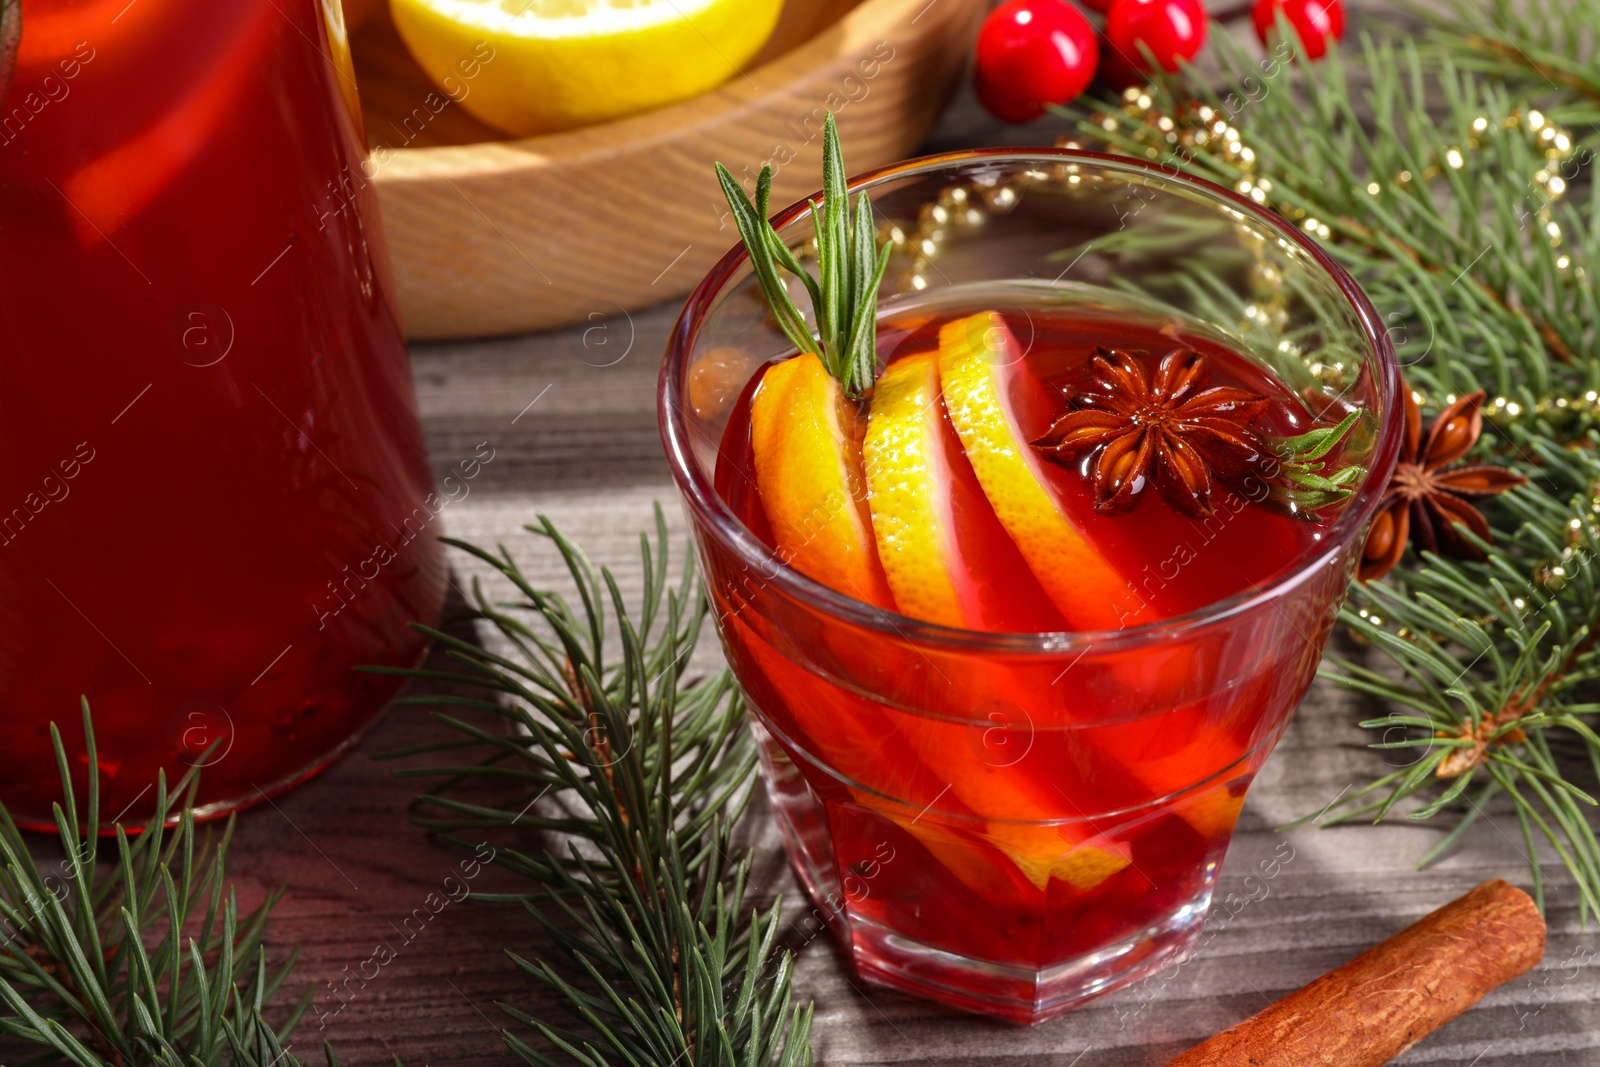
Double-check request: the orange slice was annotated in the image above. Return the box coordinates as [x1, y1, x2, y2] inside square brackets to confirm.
[886, 817, 1127, 899]
[866, 351, 1066, 632]
[934, 313, 1252, 869]
[864, 351, 1127, 891]
[748, 355, 1055, 897]
[937, 312, 1154, 631]
[988, 824, 1132, 891]
[734, 627, 1046, 903]
[864, 352, 966, 627]
[749, 348, 1136, 896]
[1172, 785, 1248, 842]
[750, 352, 893, 609]
[889, 724, 1133, 892]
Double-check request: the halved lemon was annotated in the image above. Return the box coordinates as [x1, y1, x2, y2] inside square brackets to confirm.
[390, 0, 783, 137]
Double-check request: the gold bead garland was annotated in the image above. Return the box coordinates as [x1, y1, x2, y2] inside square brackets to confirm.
[804, 91, 1583, 304]
[1403, 389, 1600, 435]
[1531, 490, 1600, 596]
[797, 92, 1583, 303]
[1080, 89, 1583, 269]
[874, 175, 1022, 291]
[779, 113, 1591, 626]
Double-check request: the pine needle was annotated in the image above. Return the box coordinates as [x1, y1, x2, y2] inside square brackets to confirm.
[0, 700, 313, 1067]
[374, 506, 812, 1066]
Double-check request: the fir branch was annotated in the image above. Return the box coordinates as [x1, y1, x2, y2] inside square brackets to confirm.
[372, 506, 812, 1067]
[1323, 435, 1600, 914]
[1068, 22, 1600, 904]
[1069, 32, 1597, 406]
[1401, 0, 1600, 127]
[0, 701, 309, 1067]
[714, 112, 890, 398]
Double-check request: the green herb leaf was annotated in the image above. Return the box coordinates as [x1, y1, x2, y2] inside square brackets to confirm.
[1273, 410, 1363, 462]
[713, 162, 818, 360]
[1264, 411, 1366, 513]
[714, 111, 887, 397]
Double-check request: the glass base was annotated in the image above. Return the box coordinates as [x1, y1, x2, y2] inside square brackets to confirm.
[13, 697, 391, 835]
[752, 714, 1223, 1024]
[850, 901, 1204, 1024]
[8, 631, 438, 834]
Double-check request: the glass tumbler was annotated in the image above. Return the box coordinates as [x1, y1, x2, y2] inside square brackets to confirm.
[659, 149, 1402, 1022]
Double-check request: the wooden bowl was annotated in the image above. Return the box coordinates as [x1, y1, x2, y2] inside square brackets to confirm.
[349, 0, 986, 340]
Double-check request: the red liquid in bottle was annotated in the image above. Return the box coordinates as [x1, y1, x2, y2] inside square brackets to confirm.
[0, 0, 445, 827]
[706, 299, 1352, 1019]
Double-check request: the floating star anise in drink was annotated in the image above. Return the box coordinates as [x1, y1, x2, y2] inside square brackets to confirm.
[1031, 346, 1271, 517]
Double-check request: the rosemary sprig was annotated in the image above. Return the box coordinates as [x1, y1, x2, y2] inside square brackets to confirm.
[372, 506, 812, 1067]
[714, 112, 891, 398]
[1265, 410, 1366, 513]
[0, 701, 310, 1067]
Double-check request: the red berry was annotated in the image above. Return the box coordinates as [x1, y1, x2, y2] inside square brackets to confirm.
[1251, 0, 1345, 60]
[1103, 0, 1207, 75]
[1078, 0, 1114, 10]
[974, 0, 1099, 123]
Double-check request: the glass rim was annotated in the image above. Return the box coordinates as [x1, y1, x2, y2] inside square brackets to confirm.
[659, 146, 1405, 654]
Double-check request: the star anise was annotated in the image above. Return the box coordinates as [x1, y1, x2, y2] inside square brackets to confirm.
[1032, 347, 1270, 518]
[1358, 389, 1526, 582]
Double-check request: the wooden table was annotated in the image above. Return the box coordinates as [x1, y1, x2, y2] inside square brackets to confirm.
[50, 20, 1600, 1067]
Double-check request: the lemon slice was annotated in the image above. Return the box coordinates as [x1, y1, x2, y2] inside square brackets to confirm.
[937, 311, 1154, 631]
[864, 352, 968, 628]
[390, 0, 783, 137]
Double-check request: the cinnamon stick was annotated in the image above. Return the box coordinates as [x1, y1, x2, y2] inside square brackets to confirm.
[1166, 879, 1546, 1067]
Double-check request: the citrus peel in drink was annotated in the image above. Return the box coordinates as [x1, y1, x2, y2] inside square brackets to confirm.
[987, 824, 1132, 891]
[749, 351, 893, 610]
[936, 312, 1154, 631]
[865, 352, 968, 627]
[866, 351, 1065, 632]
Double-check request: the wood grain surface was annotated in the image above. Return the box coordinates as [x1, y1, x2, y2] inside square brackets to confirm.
[209, 287, 1600, 1065]
[20, 8, 1600, 1066]
[352, 0, 986, 339]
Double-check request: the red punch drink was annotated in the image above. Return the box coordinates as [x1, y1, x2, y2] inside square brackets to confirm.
[709, 294, 1357, 1018]
[0, 0, 446, 827]
[663, 148, 1401, 1022]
